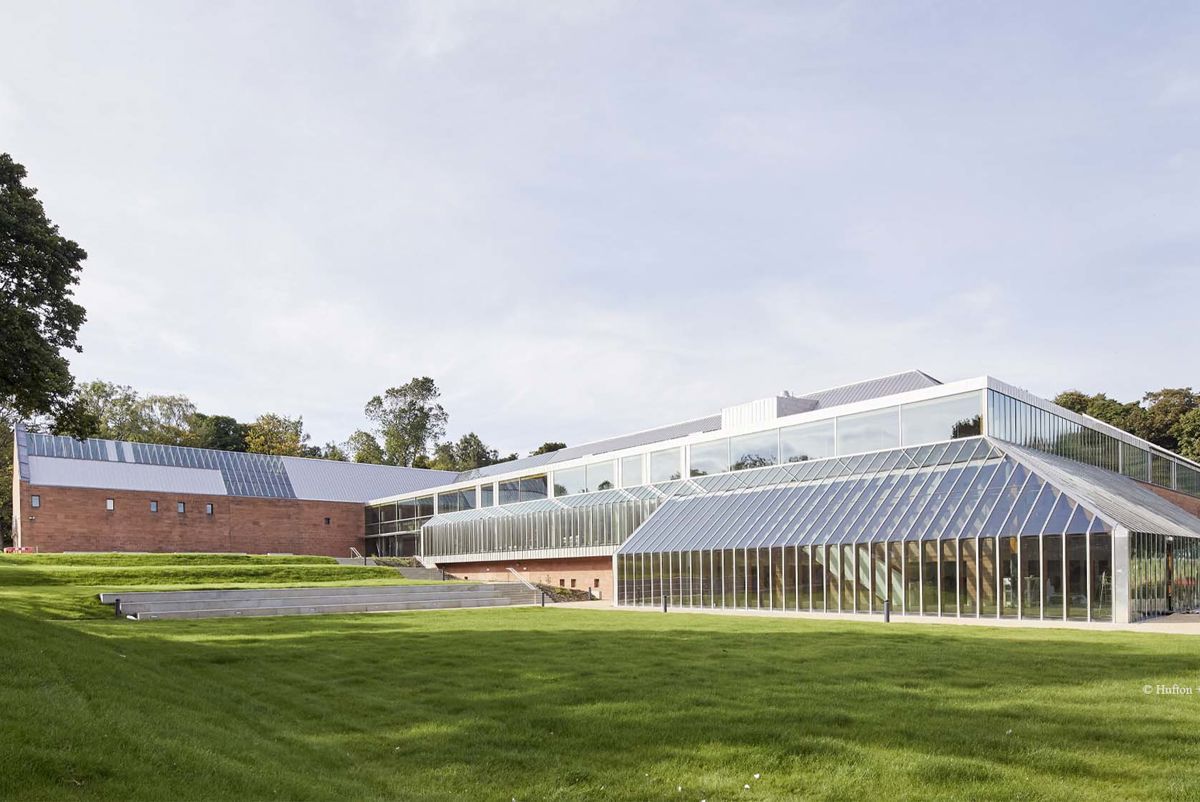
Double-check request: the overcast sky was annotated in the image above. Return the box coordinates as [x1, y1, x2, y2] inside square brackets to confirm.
[2, 1, 1198, 453]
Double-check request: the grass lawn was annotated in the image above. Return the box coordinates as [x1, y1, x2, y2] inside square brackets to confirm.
[3, 557, 1200, 800]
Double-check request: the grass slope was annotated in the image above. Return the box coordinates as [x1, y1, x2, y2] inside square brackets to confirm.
[2, 561, 1199, 801]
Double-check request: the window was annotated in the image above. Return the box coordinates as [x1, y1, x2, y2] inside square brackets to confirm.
[31, 495, 41, 509]
[177, 502, 186, 514]
[324, 517, 331, 525]
[650, 448, 682, 482]
[571, 578, 577, 588]
[620, 455, 643, 488]
[499, 475, 548, 505]
[553, 466, 587, 497]
[836, 407, 900, 455]
[901, 392, 982, 446]
[587, 461, 616, 492]
[730, 430, 778, 470]
[437, 488, 476, 512]
[480, 484, 495, 507]
[689, 439, 729, 477]
[150, 501, 158, 513]
[594, 578, 600, 588]
[205, 503, 214, 515]
[780, 419, 835, 463]
[559, 578, 565, 587]
[105, 498, 114, 511]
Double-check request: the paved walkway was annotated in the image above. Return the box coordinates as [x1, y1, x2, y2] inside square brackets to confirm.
[553, 601, 1200, 635]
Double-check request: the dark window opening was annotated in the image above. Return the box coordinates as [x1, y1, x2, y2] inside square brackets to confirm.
[559, 578, 565, 587]
[324, 517, 331, 525]
[570, 578, 577, 588]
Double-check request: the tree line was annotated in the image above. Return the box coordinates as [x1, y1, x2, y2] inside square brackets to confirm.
[61, 376, 568, 472]
[1053, 388, 1200, 461]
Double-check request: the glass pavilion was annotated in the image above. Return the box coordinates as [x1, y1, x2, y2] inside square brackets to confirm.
[401, 376, 1200, 624]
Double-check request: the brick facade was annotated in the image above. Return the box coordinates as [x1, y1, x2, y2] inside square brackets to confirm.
[1142, 482, 1200, 519]
[439, 556, 614, 600]
[15, 481, 365, 557]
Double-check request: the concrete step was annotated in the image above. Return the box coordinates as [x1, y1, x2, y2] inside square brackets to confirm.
[132, 595, 537, 621]
[99, 581, 541, 621]
[116, 588, 533, 614]
[333, 557, 376, 567]
[395, 567, 445, 580]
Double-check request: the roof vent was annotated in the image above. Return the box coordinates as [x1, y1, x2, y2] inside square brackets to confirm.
[721, 395, 818, 431]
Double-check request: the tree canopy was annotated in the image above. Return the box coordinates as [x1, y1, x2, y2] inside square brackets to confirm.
[0, 153, 88, 433]
[1054, 387, 1200, 461]
[425, 433, 517, 472]
[244, 413, 309, 457]
[364, 377, 448, 466]
[530, 441, 567, 457]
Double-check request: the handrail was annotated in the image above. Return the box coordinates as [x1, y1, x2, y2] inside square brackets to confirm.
[349, 547, 367, 566]
[506, 567, 540, 592]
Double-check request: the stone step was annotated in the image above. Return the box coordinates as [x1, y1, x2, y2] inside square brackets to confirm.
[116, 588, 534, 613]
[131, 594, 539, 621]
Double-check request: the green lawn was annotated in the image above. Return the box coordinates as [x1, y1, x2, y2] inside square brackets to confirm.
[3, 557, 1200, 801]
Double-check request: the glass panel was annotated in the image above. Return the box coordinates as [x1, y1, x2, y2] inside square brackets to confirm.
[837, 407, 900, 455]
[690, 440, 730, 477]
[620, 455, 644, 488]
[826, 545, 841, 611]
[518, 476, 548, 502]
[651, 448, 683, 482]
[941, 539, 958, 615]
[480, 484, 495, 507]
[1043, 535, 1064, 619]
[811, 545, 826, 611]
[842, 544, 856, 612]
[730, 430, 779, 471]
[733, 549, 748, 609]
[901, 391, 983, 445]
[872, 542, 887, 612]
[999, 536, 1018, 617]
[979, 537, 997, 616]
[904, 540, 921, 613]
[1067, 534, 1088, 620]
[775, 546, 789, 610]
[922, 540, 939, 614]
[587, 461, 616, 492]
[1151, 454, 1172, 487]
[1021, 536, 1041, 618]
[499, 479, 520, 505]
[780, 419, 835, 463]
[888, 541, 904, 611]
[959, 539, 977, 616]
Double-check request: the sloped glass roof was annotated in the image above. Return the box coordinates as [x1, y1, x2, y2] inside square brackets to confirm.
[617, 436, 1200, 554]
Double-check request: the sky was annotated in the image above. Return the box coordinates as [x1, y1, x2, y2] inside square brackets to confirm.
[2, 1, 1198, 454]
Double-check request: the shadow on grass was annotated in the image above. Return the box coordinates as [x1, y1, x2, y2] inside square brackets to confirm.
[3, 607, 1199, 801]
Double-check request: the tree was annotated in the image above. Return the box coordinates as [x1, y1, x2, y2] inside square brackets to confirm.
[364, 377, 448, 466]
[0, 153, 89, 432]
[426, 432, 516, 471]
[306, 442, 347, 461]
[530, 441, 567, 457]
[346, 430, 385, 464]
[1128, 388, 1198, 453]
[244, 413, 309, 456]
[186, 413, 248, 451]
[1176, 408, 1200, 462]
[1, 428, 12, 547]
[1052, 390, 1137, 430]
[70, 381, 196, 444]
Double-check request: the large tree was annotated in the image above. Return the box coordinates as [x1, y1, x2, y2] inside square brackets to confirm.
[244, 413, 309, 457]
[346, 429, 385, 464]
[70, 381, 197, 444]
[364, 377, 448, 466]
[186, 413, 248, 452]
[1, 153, 89, 431]
[427, 432, 516, 472]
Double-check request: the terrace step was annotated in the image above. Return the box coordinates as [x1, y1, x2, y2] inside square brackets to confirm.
[99, 582, 541, 621]
[394, 567, 445, 580]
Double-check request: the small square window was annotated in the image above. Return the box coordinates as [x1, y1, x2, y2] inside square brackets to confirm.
[205, 503, 213, 515]
[570, 578, 577, 588]
[324, 517, 331, 525]
[31, 495, 41, 509]
[559, 578, 565, 587]
[177, 502, 186, 514]
[150, 501, 158, 513]
[105, 498, 115, 511]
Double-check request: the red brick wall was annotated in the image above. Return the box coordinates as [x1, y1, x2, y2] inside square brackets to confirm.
[1142, 482, 1200, 519]
[439, 556, 613, 600]
[15, 482, 364, 557]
